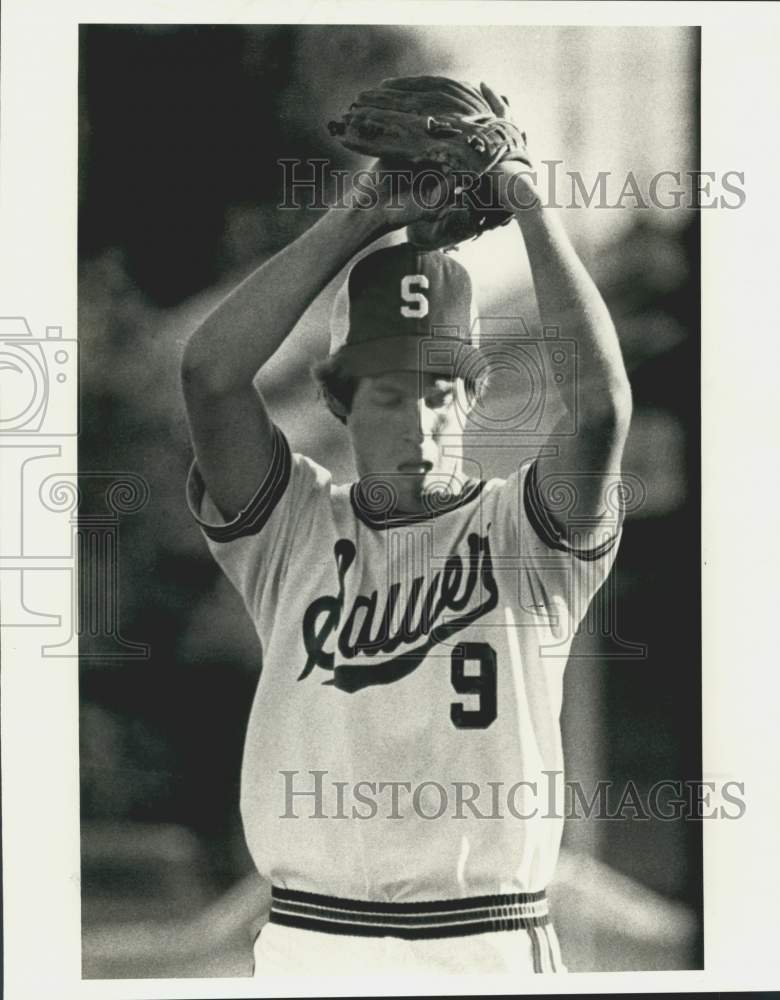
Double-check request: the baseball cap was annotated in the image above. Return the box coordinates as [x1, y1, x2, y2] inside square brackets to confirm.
[329, 243, 481, 377]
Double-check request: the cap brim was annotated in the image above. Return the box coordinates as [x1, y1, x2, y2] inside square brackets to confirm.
[335, 336, 482, 378]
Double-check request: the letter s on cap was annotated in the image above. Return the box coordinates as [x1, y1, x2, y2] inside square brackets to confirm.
[400, 275, 429, 318]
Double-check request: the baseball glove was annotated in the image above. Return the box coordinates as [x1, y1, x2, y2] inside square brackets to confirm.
[327, 76, 532, 249]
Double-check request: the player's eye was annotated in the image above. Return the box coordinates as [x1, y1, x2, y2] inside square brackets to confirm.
[374, 389, 402, 407]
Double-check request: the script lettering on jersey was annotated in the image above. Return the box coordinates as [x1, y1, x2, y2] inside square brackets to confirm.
[299, 531, 498, 692]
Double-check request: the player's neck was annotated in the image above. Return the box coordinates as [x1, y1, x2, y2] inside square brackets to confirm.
[358, 466, 471, 516]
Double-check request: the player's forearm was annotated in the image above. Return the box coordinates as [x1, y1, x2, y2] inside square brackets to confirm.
[182, 207, 387, 394]
[512, 183, 631, 426]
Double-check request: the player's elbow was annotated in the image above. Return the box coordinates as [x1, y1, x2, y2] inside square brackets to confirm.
[607, 376, 633, 430]
[580, 376, 633, 436]
[181, 333, 242, 399]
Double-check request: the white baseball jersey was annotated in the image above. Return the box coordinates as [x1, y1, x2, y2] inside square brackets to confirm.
[187, 426, 621, 905]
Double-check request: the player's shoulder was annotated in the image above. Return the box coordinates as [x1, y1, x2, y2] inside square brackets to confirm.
[475, 459, 541, 544]
[479, 458, 534, 501]
[290, 446, 335, 489]
[285, 445, 349, 528]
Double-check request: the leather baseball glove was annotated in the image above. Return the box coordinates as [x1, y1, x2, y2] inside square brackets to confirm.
[328, 76, 532, 249]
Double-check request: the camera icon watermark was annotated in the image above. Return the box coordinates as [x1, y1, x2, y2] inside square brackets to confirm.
[0, 314, 148, 658]
[0, 316, 78, 434]
[419, 318, 577, 436]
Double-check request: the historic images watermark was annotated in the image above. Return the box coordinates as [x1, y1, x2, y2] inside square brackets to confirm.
[278, 770, 746, 822]
[278, 159, 746, 213]
[0, 315, 150, 657]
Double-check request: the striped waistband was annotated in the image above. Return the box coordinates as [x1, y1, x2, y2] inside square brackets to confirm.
[270, 885, 550, 939]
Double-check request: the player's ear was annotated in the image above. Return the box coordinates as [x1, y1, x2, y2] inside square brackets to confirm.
[458, 376, 476, 415]
[461, 373, 489, 417]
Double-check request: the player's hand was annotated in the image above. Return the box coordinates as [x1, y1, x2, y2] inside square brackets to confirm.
[477, 83, 539, 214]
[367, 157, 457, 232]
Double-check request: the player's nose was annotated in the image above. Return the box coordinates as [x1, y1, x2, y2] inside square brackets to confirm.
[402, 397, 434, 442]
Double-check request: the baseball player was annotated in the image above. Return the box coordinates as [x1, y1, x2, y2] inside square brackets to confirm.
[181, 79, 631, 976]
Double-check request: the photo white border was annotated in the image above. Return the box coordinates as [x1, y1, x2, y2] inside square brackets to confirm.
[1, 1, 779, 996]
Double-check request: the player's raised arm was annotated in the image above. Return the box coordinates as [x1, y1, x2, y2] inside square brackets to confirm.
[483, 88, 632, 547]
[180, 207, 381, 520]
[180, 175, 437, 521]
[508, 175, 631, 539]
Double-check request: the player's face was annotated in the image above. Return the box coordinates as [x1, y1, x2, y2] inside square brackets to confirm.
[348, 370, 467, 514]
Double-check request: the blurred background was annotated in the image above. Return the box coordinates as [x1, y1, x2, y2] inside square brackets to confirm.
[77, 24, 701, 976]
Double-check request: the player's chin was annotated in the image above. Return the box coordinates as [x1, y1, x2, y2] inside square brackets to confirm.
[396, 463, 433, 480]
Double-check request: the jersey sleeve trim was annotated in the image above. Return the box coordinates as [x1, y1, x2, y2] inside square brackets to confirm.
[523, 459, 622, 562]
[186, 425, 292, 543]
